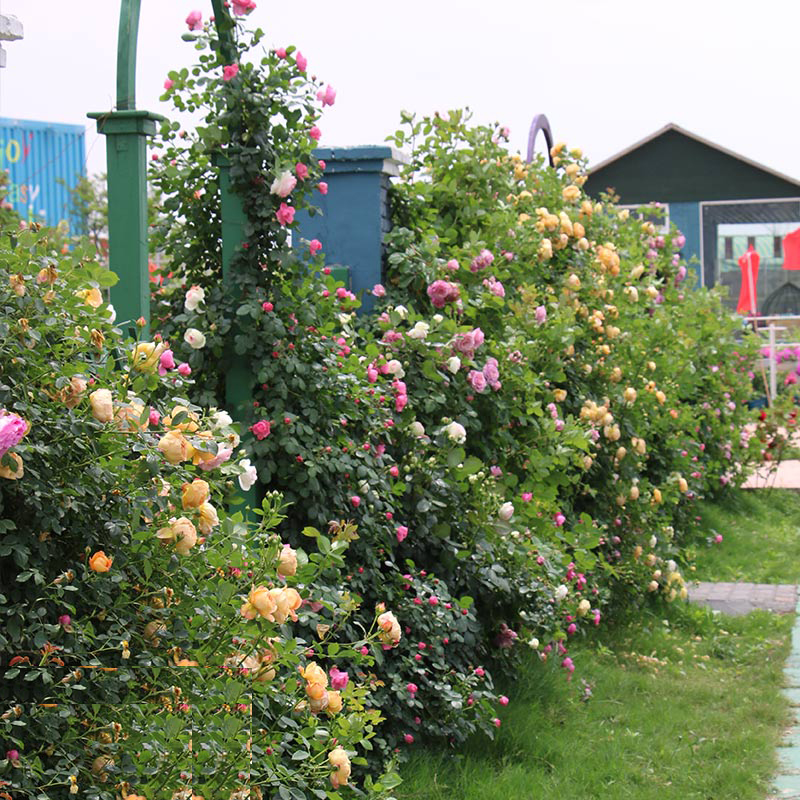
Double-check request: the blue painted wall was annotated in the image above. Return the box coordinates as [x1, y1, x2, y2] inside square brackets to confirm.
[0, 117, 85, 227]
[668, 201, 701, 284]
[295, 145, 405, 313]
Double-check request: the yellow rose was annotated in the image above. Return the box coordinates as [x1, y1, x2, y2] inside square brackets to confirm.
[115, 400, 148, 432]
[172, 517, 198, 555]
[278, 545, 298, 577]
[197, 502, 219, 534]
[678, 476, 688, 493]
[164, 405, 200, 432]
[562, 185, 581, 203]
[182, 479, 210, 510]
[241, 586, 276, 620]
[77, 287, 104, 308]
[0, 452, 24, 480]
[629, 485, 640, 501]
[301, 661, 328, 687]
[326, 690, 343, 714]
[10, 273, 26, 296]
[553, 389, 567, 403]
[131, 341, 167, 371]
[62, 376, 88, 409]
[158, 430, 193, 465]
[652, 488, 662, 504]
[89, 550, 113, 573]
[329, 746, 351, 789]
[377, 610, 402, 647]
[623, 387, 637, 404]
[89, 388, 114, 423]
[91, 755, 114, 781]
[577, 599, 591, 617]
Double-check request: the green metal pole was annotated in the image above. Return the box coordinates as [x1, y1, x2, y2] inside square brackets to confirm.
[88, 0, 162, 338]
[210, 5, 256, 512]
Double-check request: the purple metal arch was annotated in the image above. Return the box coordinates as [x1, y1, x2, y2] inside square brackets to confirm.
[526, 114, 554, 167]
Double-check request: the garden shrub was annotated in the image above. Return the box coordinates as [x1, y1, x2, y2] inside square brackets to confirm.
[0, 230, 397, 794]
[142, 5, 762, 778]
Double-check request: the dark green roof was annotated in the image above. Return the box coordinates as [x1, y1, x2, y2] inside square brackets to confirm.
[585, 124, 800, 204]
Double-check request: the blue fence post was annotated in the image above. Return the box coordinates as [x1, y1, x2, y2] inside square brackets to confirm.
[295, 145, 407, 313]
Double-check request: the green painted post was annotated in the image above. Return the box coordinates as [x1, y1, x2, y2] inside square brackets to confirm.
[88, 0, 162, 338]
[209, 5, 257, 512]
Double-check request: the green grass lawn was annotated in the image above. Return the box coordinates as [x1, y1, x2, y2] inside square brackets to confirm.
[396, 604, 791, 800]
[396, 487, 799, 800]
[688, 488, 800, 584]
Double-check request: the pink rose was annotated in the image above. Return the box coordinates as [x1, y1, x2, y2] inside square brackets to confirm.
[396, 525, 408, 542]
[482, 357, 500, 386]
[275, 47, 287, 59]
[390, 466, 399, 477]
[197, 446, 233, 471]
[554, 512, 566, 527]
[470, 248, 494, 273]
[372, 284, 386, 297]
[270, 171, 297, 198]
[467, 370, 487, 393]
[148, 408, 161, 426]
[177, 363, 192, 376]
[316, 84, 336, 106]
[329, 667, 349, 690]
[309, 239, 322, 256]
[295, 162, 309, 180]
[426, 279, 460, 308]
[0, 413, 27, 457]
[453, 328, 485, 358]
[350, 495, 361, 507]
[250, 420, 271, 440]
[223, 64, 239, 82]
[309, 126, 322, 141]
[317, 181, 328, 194]
[276, 203, 295, 226]
[164, 78, 174, 91]
[158, 349, 175, 376]
[535, 306, 547, 325]
[185, 10, 203, 30]
[295, 51, 307, 72]
[262, 301, 274, 312]
[522, 492, 532, 502]
[231, 0, 256, 14]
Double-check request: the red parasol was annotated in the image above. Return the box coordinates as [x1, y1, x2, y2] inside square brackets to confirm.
[782, 227, 800, 270]
[737, 245, 760, 314]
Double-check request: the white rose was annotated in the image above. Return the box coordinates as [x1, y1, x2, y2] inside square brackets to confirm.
[528, 637, 540, 649]
[444, 421, 466, 444]
[409, 421, 426, 437]
[667, 559, 677, 573]
[184, 285, 205, 312]
[649, 535, 657, 548]
[270, 170, 297, 198]
[386, 359, 405, 378]
[184, 328, 206, 349]
[106, 304, 117, 323]
[407, 321, 430, 340]
[238, 459, 258, 491]
[554, 584, 568, 601]
[432, 314, 444, 324]
[498, 502, 514, 521]
[446, 356, 461, 374]
[212, 410, 234, 429]
[394, 305, 408, 320]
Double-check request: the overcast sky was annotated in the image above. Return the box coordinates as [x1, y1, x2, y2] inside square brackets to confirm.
[0, 0, 798, 184]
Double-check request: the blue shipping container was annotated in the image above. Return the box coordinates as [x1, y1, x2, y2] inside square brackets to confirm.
[0, 117, 86, 227]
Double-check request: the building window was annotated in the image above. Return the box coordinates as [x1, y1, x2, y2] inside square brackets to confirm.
[775, 236, 783, 258]
[724, 237, 733, 259]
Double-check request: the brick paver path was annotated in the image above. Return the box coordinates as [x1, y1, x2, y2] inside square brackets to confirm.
[689, 581, 797, 615]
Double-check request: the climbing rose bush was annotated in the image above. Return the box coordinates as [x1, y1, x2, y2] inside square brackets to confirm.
[144, 10, 763, 784]
[0, 232, 399, 794]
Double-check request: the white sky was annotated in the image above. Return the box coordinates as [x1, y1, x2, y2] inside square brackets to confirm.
[0, 0, 798, 183]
